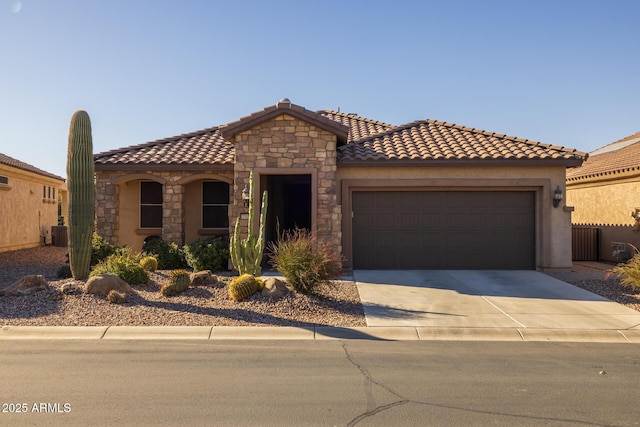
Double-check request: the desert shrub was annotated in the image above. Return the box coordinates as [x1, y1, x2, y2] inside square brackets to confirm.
[268, 228, 342, 294]
[56, 264, 72, 279]
[142, 237, 188, 270]
[91, 233, 118, 266]
[90, 248, 149, 285]
[159, 269, 191, 297]
[106, 289, 128, 304]
[605, 254, 640, 291]
[228, 274, 260, 301]
[140, 256, 158, 272]
[183, 237, 229, 272]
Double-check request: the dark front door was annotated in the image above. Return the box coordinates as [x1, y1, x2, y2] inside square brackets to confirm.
[264, 174, 312, 245]
[352, 191, 535, 269]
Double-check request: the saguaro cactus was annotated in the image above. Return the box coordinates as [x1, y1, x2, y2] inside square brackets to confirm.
[230, 171, 268, 276]
[66, 110, 95, 280]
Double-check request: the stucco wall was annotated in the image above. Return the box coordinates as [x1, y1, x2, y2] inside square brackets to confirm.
[0, 165, 66, 252]
[567, 177, 640, 261]
[337, 165, 572, 269]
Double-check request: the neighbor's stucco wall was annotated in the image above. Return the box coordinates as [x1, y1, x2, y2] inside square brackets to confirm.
[567, 176, 640, 261]
[337, 165, 572, 269]
[0, 165, 66, 252]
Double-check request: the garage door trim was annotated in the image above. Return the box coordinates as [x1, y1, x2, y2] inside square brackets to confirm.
[341, 178, 549, 270]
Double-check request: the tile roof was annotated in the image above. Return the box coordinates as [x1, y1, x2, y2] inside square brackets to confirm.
[567, 132, 640, 182]
[318, 110, 395, 141]
[220, 100, 349, 143]
[338, 119, 586, 165]
[0, 152, 65, 181]
[94, 127, 234, 169]
[94, 101, 586, 169]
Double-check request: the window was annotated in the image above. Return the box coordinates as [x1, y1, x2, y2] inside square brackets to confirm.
[0, 176, 7, 185]
[202, 181, 229, 228]
[140, 181, 163, 228]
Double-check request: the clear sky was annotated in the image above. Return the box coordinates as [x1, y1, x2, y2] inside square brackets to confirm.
[1, 0, 639, 178]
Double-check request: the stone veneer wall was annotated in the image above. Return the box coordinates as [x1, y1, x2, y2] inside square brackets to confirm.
[230, 114, 342, 254]
[95, 170, 234, 247]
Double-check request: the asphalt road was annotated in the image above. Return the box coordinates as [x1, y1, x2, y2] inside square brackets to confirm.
[1, 340, 639, 426]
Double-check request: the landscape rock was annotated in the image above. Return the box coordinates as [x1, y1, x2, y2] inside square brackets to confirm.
[0, 275, 50, 296]
[60, 282, 82, 294]
[190, 270, 218, 286]
[261, 277, 289, 300]
[85, 274, 133, 296]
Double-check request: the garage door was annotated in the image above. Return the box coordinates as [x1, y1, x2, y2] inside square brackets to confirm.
[352, 191, 535, 269]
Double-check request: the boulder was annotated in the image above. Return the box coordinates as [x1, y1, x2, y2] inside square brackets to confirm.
[84, 274, 133, 296]
[0, 275, 50, 296]
[190, 270, 218, 287]
[260, 277, 289, 300]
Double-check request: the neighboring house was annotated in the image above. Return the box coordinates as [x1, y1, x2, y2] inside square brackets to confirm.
[566, 131, 640, 262]
[0, 153, 67, 252]
[94, 99, 585, 270]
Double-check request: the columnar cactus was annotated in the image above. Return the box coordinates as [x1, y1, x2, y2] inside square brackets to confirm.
[230, 171, 268, 276]
[66, 110, 95, 280]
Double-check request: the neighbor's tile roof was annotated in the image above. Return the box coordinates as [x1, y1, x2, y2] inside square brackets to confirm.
[338, 119, 586, 164]
[567, 132, 640, 182]
[0, 152, 64, 181]
[94, 127, 234, 168]
[94, 103, 586, 168]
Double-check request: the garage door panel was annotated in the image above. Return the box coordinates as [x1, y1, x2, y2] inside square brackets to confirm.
[352, 191, 535, 269]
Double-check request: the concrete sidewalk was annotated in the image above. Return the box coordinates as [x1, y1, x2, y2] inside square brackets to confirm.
[2, 324, 640, 342]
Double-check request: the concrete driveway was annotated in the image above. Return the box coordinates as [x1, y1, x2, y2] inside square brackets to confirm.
[354, 270, 640, 330]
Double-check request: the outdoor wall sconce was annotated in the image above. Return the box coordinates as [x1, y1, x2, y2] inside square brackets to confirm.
[241, 184, 250, 208]
[552, 185, 563, 208]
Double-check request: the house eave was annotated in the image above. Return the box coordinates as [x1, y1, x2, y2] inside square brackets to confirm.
[337, 158, 585, 167]
[94, 163, 234, 172]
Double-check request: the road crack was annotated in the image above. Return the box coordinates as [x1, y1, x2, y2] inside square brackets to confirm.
[341, 342, 621, 427]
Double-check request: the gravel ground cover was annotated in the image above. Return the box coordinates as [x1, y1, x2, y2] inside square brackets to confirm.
[0, 246, 366, 327]
[1, 247, 640, 327]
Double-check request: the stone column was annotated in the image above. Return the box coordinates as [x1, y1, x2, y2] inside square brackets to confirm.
[163, 179, 184, 245]
[95, 172, 119, 244]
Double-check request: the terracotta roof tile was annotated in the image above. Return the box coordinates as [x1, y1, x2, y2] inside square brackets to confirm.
[94, 127, 234, 168]
[0, 152, 65, 181]
[317, 110, 395, 141]
[567, 132, 640, 181]
[94, 104, 586, 169]
[338, 120, 586, 164]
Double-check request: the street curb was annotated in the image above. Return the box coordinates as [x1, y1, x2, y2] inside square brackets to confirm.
[2, 325, 640, 342]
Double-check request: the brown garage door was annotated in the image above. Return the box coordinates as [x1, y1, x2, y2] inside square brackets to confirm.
[352, 191, 535, 269]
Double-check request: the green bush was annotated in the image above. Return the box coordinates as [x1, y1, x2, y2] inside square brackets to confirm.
[268, 228, 342, 294]
[606, 254, 640, 291]
[90, 248, 149, 285]
[184, 237, 229, 272]
[142, 237, 188, 270]
[91, 233, 118, 266]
